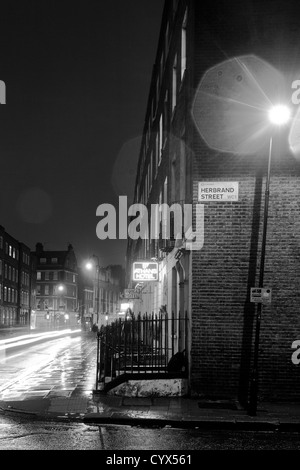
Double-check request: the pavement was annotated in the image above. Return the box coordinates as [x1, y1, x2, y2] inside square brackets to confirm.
[1, 387, 300, 431]
[1, 327, 300, 431]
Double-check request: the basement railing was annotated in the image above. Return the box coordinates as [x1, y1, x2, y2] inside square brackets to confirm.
[94, 311, 189, 393]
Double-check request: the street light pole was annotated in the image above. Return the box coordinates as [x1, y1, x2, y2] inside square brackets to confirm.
[248, 104, 291, 416]
[95, 260, 100, 325]
[248, 137, 272, 416]
[86, 255, 101, 325]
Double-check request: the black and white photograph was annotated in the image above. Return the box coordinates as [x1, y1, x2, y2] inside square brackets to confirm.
[1, 0, 300, 458]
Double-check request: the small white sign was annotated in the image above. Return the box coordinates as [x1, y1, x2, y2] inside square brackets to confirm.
[121, 289, 140, 299]
[198, 182, 239, 201]
[250, 287, 272, 304]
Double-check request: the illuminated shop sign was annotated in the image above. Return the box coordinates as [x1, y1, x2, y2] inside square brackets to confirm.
[132, 261, 159, 282]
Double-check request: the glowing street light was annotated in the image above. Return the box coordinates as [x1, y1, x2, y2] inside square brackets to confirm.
[268, 105, 291, 126]
[85, 255, 101, 325]
[248, 103, 291, 416]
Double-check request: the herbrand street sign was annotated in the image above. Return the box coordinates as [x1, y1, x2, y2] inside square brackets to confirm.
[198, 181, 239, 201]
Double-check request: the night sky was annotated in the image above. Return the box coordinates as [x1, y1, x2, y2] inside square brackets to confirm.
[0, 0, 164, 268]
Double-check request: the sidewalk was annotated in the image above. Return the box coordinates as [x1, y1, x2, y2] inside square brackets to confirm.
[1, 327, 300, 431]
[1, 392, 300, 431]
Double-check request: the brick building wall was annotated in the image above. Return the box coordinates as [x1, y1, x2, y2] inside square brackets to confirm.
[126, 0, 300, 403]
[188, 0, 300, 402]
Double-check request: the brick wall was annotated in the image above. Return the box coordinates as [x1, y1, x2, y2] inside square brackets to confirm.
[188, 0, 300, 402]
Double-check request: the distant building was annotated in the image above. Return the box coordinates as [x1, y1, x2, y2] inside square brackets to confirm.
[77, 267, 94, 329]
[0, 225, 36, 328]
[82, 262, 125, 326]
[32, 243, 79, 330]
[101, 265, 125, 318]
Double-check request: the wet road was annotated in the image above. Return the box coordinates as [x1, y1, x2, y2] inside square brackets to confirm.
[0, 331, 300, 452]
[0, 330, 97, 401]
[0, 413, 300, 450]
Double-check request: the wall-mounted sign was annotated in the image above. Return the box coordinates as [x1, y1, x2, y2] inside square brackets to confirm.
[120, 289, 141, 299]
[198, 182, 239, 201]
[132, 261, 159, 282]
[250, 287, 272, 304]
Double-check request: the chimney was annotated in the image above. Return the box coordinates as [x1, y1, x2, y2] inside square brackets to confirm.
[35, 242, 43, 254]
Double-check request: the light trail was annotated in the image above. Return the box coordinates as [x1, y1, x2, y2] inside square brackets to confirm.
[0, 329, 81, 352]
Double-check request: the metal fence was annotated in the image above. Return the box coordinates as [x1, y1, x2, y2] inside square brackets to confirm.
[95, 311, 188, 391]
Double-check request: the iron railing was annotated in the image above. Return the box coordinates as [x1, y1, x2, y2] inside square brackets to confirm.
[95, 311, 188, 391]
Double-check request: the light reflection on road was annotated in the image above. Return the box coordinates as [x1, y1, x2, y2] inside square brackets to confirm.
[0, 333, 97, 401]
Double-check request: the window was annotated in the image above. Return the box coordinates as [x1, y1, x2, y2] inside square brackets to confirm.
[0, 236, 3, 249]
[156, 77, 160, 111]
[12, 247, 16, 259]
[4, 264, 7, 278]
[9, 245, 12, 257]
[72, 274, 76, 283]
[172, 55, 177, 113]
[36, 285, 41, 295]
[172, 0, 179, 17]
[155, 133, 159, 175]
[53, 271, 58, 281]
[51, 257, 58, 263]
[163, 90, 169, 145]
[40, 258, 47, 263]
[149, 151, 153, 192]
[8, 287, 11, 302]
[159, 114, 163, 165]
[0, 260, 2, 275]
[37, 271, 41, 280]
[181, 9, 187, 80]
[165, 22, 169, 57]
[4, 286, 7, 301]
[44, 285, 49, 295]
[8, 266, 11, 280]
[164, 177, 168, 205]
[45, 271, 49, 280]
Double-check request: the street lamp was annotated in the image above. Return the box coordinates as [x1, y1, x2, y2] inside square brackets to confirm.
[248, 104, 291, 416]
[53, 284, 65, 328]
[85, 255, 101, 325]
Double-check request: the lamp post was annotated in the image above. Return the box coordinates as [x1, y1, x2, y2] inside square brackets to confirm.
[85, 255, 101, 325]
[54, 284, 65, 329]
[248, 104, 291, 416]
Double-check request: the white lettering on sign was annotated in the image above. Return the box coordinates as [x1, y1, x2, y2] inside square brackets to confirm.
[132, 261, 158, 282]
[198, 182, 239, 201]
[250, 287, 272, 304]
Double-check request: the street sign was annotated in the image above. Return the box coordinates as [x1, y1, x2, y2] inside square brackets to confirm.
[250, 287, 272, 304]
[121, 289, 140, 299]
[198, 181, 239, 201]
[132, 261, 159, 282]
